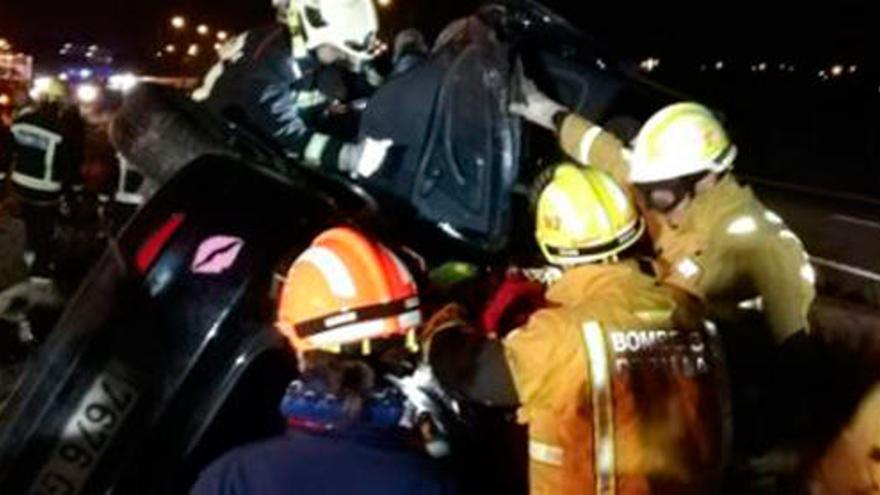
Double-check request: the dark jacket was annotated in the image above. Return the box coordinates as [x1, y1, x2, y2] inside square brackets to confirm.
[9, 102, 84, 202]
[191, 379, 459, 495]
[193, 24, 380, 173]
[192, 431, 458, 495]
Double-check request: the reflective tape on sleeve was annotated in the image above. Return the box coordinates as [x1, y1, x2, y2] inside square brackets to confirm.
[529, 440, 565, 466]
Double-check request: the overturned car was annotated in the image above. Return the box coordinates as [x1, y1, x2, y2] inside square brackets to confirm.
[2, 1, 877, 494]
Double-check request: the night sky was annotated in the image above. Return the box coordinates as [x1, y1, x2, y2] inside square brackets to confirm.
[0, 0, 876, 67]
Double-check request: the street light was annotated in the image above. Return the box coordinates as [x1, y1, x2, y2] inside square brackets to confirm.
[165, 44, 176, 53]
[830, 64, 844, 77]
[109, 73, 139, 93]
[187, 44, 200, 57]
[217, 31, 228, 41]
[377, 0, 391, 7]
[171, 16, 186, 29]
[76, 84, 100, 104]
[197, 24, 210, 36]
[640, 57, 660, 72]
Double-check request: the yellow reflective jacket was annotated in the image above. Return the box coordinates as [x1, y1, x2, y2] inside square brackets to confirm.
[558, 113, 631, 185]
[503, 263, 728, 495]
[557, 113, 815, 343]
[652, 176, 816, 343]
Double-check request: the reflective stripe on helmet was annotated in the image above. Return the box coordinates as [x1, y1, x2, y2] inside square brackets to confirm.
[296, 296, 421, 338]
[309, 318, 387, 347]
[297, 245, 356, 298]
[543, 218, 643, 263]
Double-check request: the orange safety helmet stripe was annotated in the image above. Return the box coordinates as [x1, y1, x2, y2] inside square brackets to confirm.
[277, 259, 340, 325]
[378, 244, 417, 301]
[276, 227, 421, 353]
[315, 228, 392, 304]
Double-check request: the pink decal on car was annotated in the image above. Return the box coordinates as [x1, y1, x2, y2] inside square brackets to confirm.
[192, 236, 245, 274]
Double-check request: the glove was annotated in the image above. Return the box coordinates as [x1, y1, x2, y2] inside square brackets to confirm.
[339, 138, 393, 178]
[509, 76, 568, 131]
[387, 364, 456, 458]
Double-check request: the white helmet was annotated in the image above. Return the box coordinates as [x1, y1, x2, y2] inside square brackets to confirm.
[629, 102, 737, 184]
[275, 0, 379, 62]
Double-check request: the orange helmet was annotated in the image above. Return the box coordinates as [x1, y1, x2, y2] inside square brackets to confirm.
[277, 227, 422, 354]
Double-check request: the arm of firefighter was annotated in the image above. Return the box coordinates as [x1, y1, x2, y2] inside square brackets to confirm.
[557, 113, 631, 185]
[501, 310, 566, 413]
[250, 78, 351, 173]
[735, 226, 816, 344]
[427, 322, 520, 408]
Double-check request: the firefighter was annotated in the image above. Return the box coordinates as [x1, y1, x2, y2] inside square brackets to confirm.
[426, 165, 729, 494]
[512, 85, 814, 346]
[192, 227, 458, 495]
[192, 0, 391, 179]
[8, 77, 85, 279]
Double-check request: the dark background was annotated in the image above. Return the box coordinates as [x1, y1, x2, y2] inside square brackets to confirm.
[2, 0, 878, 196]
[2, 0, 875, 64]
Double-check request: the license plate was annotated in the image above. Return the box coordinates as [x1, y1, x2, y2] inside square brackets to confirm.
[29, 366, 139, 495]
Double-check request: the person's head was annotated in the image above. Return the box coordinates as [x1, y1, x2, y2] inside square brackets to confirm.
[276, 227, 422, 415]
[534, 164, 646, 269]
[629, 102, 736, 226]
[273, 0, 379, 68]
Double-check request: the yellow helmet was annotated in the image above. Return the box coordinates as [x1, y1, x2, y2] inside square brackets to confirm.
[630, 102, 737, 184]
[535, 164, 645, 266]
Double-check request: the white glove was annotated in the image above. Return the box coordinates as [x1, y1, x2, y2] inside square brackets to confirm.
[509, 76, 568, 131]
[340, 138, 393, 178]
[387, 365, 456, 458]
[387, 364, 453, 431]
